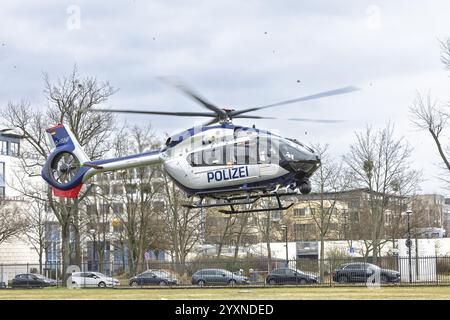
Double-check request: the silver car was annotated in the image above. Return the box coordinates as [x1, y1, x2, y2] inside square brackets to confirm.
[191, 268, 248, 286]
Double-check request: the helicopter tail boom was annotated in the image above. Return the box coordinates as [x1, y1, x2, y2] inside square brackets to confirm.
[81, 150, 162, 182]
[41, 124, 162, 198]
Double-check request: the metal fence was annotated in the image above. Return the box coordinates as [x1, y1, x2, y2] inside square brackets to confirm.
[1, 256, 450, 288]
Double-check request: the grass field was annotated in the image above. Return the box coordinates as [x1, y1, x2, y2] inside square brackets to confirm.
[0, 286, 450, 300]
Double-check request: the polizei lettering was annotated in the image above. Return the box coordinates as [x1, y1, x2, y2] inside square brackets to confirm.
[207, 166, 249, 183]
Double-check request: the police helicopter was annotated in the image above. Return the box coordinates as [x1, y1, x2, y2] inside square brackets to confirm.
[41, 79, 359, 214]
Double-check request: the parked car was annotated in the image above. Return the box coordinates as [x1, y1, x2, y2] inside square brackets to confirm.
[11, 274, 57, 288]
[332, 262, 400, 284]
[129, 270, 178, 286]
[191, 268, 249, 286]
[70, 272, 120, 288]
[265, 268, 318, 285]
[0, 281, 7, 289]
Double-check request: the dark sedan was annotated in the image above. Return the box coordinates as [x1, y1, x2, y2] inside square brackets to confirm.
[11, 274, 57, 288]
[266, 268, 318, 285]
[332, 262, 400, 284]
[129, 270, 178, 286]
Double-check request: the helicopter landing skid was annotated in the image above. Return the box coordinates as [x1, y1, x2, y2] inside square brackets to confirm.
[183, 196, 260, 209]
[218, 192, 294, 215]
[183, 192, 298, 214]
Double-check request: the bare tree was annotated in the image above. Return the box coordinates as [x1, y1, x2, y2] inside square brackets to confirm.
[160, 171, 203, 272]
[440, 38, 450, 70]
[410, 38, 450, 187]
[309, 143, 348, 282]
[1, 66, 116, 285]
[105, 124, 163, 274]
[203, 210, 237, 258]
[344, 123, 421, 263]
[23, 198, 52, 274]
[0, 201, 26, 245]
[253, 199, 279, 266]
[232, 211, 253, 261]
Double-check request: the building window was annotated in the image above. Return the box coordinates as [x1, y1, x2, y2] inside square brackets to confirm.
[350, 212, 359, 222]
[294, 208, 306, 216]
[328, 223, 338, 230]
[0, 162, 4, 184]
[112, 203, 124, 215]
[125, 183, 137, 194]
[9, 142, 19, 156]
[152, 182, 165, 193]
[112, 184, 123, 195]
[153, 201, 165, 211]
[0, 141, 7, 155]
[86, 204, 97, 216]
[100, 204, 110, 214]
[0, 140, 20, 157]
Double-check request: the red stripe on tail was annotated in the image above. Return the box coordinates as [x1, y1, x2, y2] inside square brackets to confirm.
[52, 184, 83, 198]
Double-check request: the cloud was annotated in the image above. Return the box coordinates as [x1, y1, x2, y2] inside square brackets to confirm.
[0, 0, 449, 194]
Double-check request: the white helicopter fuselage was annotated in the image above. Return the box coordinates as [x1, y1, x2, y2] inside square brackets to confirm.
[160, 125, 318, 196]
[41, 123, 320, 199]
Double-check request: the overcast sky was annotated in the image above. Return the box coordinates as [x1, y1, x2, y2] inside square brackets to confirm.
[1, 1, 449, 196]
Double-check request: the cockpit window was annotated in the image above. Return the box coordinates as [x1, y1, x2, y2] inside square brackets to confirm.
[279, 142, 308, 162]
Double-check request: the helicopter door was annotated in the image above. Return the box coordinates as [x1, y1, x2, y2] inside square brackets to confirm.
[187, 142, 260, 187]
[257, 136, 277, 177]
[233, 140, 260, 178]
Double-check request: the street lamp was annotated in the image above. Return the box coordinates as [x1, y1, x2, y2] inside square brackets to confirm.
[281, 225, 288, 268]
[406, 209, 412, 284]
[90, 228, 96, 271]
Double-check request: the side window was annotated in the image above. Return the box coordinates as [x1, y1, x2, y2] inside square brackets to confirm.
[203, 147, 224, 166]
[188, 147, 226, 166]
[344, 265, 352, 270]
[285, 269, 294, 276]
[235, 142, 250, 165]
[346, 264, 362, 270]
[258, 137, 271, 164]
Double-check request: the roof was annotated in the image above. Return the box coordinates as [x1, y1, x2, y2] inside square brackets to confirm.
[0, 127, 24, 139]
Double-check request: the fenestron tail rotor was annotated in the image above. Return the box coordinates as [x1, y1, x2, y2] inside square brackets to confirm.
[90, 77, 360, 124]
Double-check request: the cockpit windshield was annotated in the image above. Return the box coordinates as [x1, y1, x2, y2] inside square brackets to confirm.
[279, 141, 310, 162]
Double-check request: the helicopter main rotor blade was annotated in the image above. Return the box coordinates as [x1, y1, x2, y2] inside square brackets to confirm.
[235, 114, 345, 123]
[286, 118, 345, 123]
[158, 77, 227, 117]
[231, 86, 360, 117]
[233, 115, 276, 120]
[201, 117, 221, 126]
[90, 109, 217, 118]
